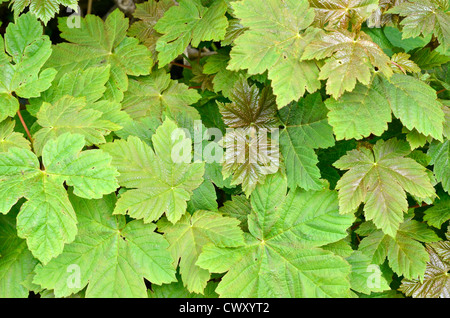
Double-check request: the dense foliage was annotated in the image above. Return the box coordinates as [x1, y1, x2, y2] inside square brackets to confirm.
[0, 0, 449, 298]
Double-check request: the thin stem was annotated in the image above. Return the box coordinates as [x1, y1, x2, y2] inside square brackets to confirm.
[17, 109, 33, 144]
[436, 89, 447, 95]
[170, 62, 192, 69]
[87, 0, 93, 15]
[189, 86, 202, 89]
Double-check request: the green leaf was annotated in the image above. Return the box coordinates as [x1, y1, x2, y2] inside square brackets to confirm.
[279, 93, 334, 190]
[359, 218, 440, 280]
[334, 139, 436, 237]
[388, 0, 450, 51]
[47, 10, 152, 102]
[0, 119, 30, 153]
[33, 193, 176, 297]
[154, 0, 228, 66]
[127, 0, 176, 62]
[219, 195, 251, 232]
[0, 209, 38, 297]
[148, 273, 218, 298]
[0, 133, 119, 263]
[228, 0, 321, 107]
[197, 173, 355, 297]
[33, 95, 121, 156]
[424, 196, 450, 228]
[121, 68, 201, 123]
[9, 0, 78, 24]
[428, 139, 450, 193]
[325, 76, 392, 140]
[0, 12, 56, 121]
[302, 30, 392, 99]
[187, 180, 218, 213]
[101, 119, 205, 224]
[399, 241, 450, 297]
[157, 210, 244, 294]
[346, 251, 391, 295]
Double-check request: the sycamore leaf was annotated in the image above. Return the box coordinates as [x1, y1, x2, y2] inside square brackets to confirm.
[0, 133, 119, 264]
[217, 78, 279, 130]
[228, 0, 321, 107]
[424, 196, 450, 228]
[154, 0, 228, 66]
[47, 10, 153, 102]
[121, 68, 201, 124]
[411, 47, 450, 70]
[219, 195, 251, 232]
[302, 29, 392, 99]
[325, 74, 445, 141]
[309, 0, 379, 29]
[187, 180, 218, 213]
[388, 0, 450, 51]
[346, 251, 391, 295]
[127, 0, 176, 62]
[203, 49, 247, 98]
[157, 210, 244, 294]
[390, 52, 421, 74]
[399, 241, 450, 298]
[221, 127, 280, 196]
[325, 76, 392, 140]
[279, 93, 335, 190]
[358, 218, 441, 280]
[221, 18, 248, 46]
[33, 95, 121, 156]
[197, 173, 355, 297]
[8, 0, 78, 24]
[334, 139, 436, 237]
[0, 119, 30, 153]
[101, 119, 205, 224]
[148, 273, 218, 298]
[382, 74, 445, 141]
[0, 12, 56, 122]
[428, 140, 450, 193]
[33, 193, 176, 298]
[0, 209, 38, 298]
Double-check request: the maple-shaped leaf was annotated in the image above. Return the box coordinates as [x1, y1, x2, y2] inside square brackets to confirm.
[197, 173, 355, 297]
[325, 76, 392, 140]
[157, 210, 244, 294]
[148, 273, 219, 298]
[202, 49, 247, 98]
[0, 209, 38, 298]
[388, 0, 450, 51]
[0, 119, 30, 153]
[47, 9, 153, 102]
[302, 29, 392, 98]
[325, 74, 445, 141]
[309, 0, 379, 29]
[154, 0, 228, 66]
[33, 193, 176, 297]
[390, 52, 421, 74]
[0, 133, 119, 264]
[399, 241, 450, 297]
[0, 12, 56, 122]
[8, 0, 78, 24]
[221, 18, 248, 46]
[217, 78, 279, 130]
[121, 68, 201, 124]
[424, 195, 450, 228]
[221, 127, 280, 196]
[334, 139, 436, 237]
[101, 119, 205, 224]
[219, 195, 251, 231]
[411, 47, 450, 70]
[358, 217, 441, 280]
[228, 0, 321, 107]
[187, 180, 218, 213]
[428, 140, 450, 193]
[346, 251, 391, 295]
[128, 0, 175, 62]
[32, 95, 122, 156]
[279, 93, 335, 190]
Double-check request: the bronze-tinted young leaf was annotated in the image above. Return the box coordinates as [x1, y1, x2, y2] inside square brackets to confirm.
[399, 241, 450, 298]
[302, 29, 393, 98]
[218, 78, 280, 130]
